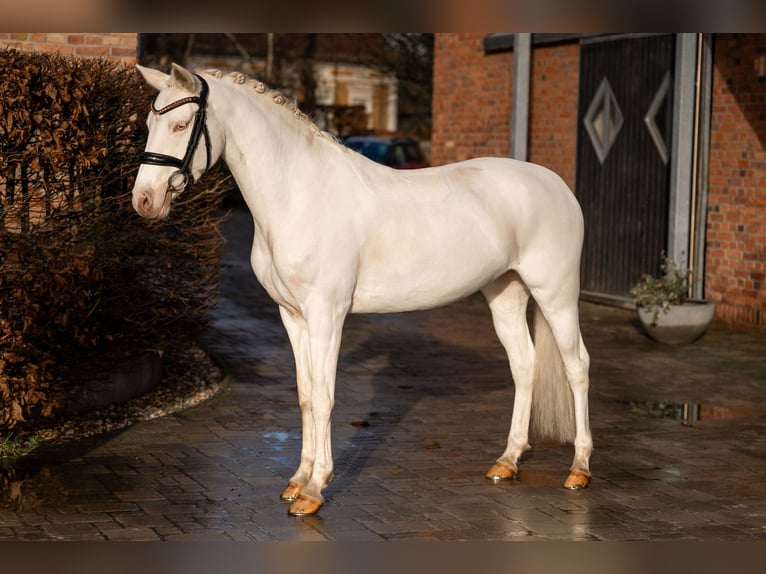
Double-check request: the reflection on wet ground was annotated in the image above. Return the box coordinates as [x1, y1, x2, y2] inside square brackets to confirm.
[626, 401, 766, 425]
[1, 459, 67, 514]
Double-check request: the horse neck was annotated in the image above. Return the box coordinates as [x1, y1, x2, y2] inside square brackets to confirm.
[213, 80, 336, 224]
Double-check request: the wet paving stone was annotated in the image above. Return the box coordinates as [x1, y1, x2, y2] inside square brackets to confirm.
[1, 208, 765, 541]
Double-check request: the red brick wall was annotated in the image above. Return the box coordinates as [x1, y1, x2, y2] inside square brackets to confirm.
[431, 34, 513, 166]
[706, 33, 766, 331]
[528, 43, 580, 192]
[0, 33, 137, 64]
[431, 35, 579, 191]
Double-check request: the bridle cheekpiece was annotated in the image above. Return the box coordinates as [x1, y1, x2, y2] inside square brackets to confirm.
[139, 74, 211, 193]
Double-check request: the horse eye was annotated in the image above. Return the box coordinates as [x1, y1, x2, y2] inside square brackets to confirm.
[174, 122, 188, 132]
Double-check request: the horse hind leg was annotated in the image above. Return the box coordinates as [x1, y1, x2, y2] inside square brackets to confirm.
[482, 272, 535, 482]
[530, 288, 593, 490]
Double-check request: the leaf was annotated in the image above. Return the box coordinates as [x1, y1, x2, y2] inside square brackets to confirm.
[11, 401, 24, 422]
[45, 84, 57, 100]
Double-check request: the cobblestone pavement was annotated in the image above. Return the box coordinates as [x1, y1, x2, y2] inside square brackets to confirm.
[1, 208, 765, 541]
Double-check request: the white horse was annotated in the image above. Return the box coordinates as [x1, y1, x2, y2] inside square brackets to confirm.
[131, 63, 593, 516]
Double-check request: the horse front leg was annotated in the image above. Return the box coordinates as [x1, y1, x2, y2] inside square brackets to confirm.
[278, 306, 314, 502]
[286, 302, 347, 516]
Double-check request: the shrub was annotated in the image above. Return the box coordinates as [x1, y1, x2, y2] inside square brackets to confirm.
[0, 49, 229, 432]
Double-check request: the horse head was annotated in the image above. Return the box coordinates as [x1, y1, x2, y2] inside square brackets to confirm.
[132, 63, 220, 219]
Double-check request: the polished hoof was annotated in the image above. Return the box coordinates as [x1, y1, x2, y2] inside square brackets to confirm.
[485, 461, 518, 481]
[280, 481, 304, 502]
[288, 493, 323, 516]
[563, 469, 591, 490]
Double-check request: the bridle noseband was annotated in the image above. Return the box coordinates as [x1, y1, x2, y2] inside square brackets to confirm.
[139, 74, 211, 193]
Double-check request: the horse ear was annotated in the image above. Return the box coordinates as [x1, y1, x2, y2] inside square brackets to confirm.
[170, 63, 197, 93]
[136, 64, 170, 92]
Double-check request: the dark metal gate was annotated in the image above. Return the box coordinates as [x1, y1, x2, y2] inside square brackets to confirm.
[576, 34, 676, 300]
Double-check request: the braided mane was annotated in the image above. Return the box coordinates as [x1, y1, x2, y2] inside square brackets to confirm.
[202, 69, 335, 140]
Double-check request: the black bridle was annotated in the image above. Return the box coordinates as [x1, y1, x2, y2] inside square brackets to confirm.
[139, 74, 211, 193]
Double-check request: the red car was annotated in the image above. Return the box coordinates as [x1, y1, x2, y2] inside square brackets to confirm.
[342, 136, 430, 169]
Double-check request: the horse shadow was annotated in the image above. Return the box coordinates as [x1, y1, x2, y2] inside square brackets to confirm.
[326, 303, 516, 496]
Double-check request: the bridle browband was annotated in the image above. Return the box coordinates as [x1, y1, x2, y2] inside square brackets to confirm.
[139, 74, 211, 193]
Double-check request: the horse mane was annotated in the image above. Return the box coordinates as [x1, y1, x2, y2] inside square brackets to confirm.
[201, 68, 338, 142]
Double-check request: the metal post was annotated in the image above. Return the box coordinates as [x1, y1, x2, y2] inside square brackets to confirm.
[691, 34, 714, 300]
[511, 33, 531, 162]
[668, 33, 698, 271]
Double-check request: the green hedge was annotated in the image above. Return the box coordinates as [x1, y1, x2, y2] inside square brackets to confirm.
[0, 49, 229, 431]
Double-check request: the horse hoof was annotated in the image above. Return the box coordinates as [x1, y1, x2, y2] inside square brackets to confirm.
[486, 461, 517, 481]
[288, 493, 323, 516]
[280, 481, 304, 502]
[563, 469, 591, 490]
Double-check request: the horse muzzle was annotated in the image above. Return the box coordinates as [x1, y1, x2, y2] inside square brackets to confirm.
[132, 186, 173, 219]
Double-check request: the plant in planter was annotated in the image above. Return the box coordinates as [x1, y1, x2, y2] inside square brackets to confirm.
[629, 253, 716, 344]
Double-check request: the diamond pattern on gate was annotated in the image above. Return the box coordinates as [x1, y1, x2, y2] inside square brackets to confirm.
[644, 71, 672, 165]
[583, 77, 623, 164]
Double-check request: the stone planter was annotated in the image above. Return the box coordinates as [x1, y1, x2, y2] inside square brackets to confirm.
[62, 350, 163, 414]
[637, 300, 716, 345]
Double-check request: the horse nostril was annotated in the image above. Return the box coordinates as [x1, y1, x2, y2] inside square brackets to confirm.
[134, 191, 152, 216]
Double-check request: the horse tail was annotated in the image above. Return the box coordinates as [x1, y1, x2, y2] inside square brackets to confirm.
[530, 304, 576, 444]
